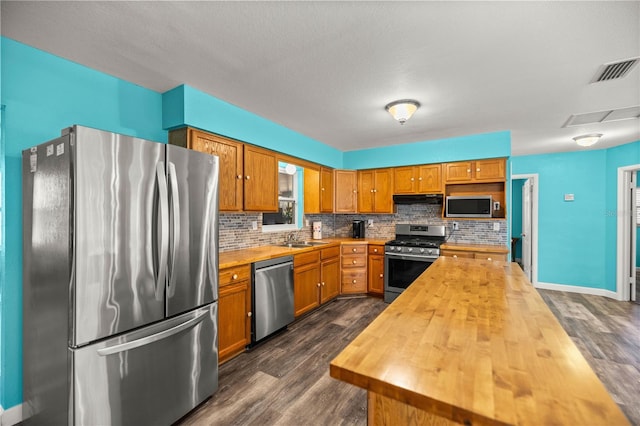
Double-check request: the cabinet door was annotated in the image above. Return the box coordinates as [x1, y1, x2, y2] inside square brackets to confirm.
[320, 257, 340, 304]
[367, 255, 385, 295]
[444, 161, 473, 183]
[303, 168, 320, 213]
[357, 170, 375, 213]
[393, 166, 416, 194]
[417, 164, 442, 193]
[320, 167, 334, 213]
[294, 263, 320, 317]
[334, 170, 358, 213]
[373, 168, 394, 213]
[218, 280, 250, 363]
[474, 159, 506, 182]
[188, 129, 244, 211]
[243, 145, 278, 211]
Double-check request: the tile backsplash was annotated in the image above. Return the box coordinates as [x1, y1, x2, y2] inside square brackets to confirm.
[219, 204, 507, 252]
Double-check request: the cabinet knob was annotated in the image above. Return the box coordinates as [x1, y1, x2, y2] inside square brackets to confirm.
[236, 174, 242, 180]
[321, 282, 325, 286]
[410, 177, 414, 181]
[370, 189, 374, 193]
[487, 257, 492, 261]
[467, 169, 471, 173]
[379, 273, 383, 278]
[419, 177, 423, 181]
[232, 273, 238, 280]
[321, 187, 325, 191]
[352, 260, 357, 264]
[477, 168, 481, 172]
[352, 248, 357, 252]
[353, 189, 357, 193]
[245, 175, 251, 180]
[453, 255, 458, 258]
[317, 282, 321, 287]
[352, 279, 357, 284]
[247, 312, 252, 317]
[373, 189, 377, 193]
[373, 249, 378, 253]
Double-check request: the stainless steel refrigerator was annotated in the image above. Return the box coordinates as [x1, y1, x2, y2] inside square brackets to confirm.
[22, 125, 219, 425]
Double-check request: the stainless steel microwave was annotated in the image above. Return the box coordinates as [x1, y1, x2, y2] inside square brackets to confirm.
[445, 195, 492, 218]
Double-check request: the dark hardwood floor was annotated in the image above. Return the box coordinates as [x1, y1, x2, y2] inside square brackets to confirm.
[179, 290, 640, 426]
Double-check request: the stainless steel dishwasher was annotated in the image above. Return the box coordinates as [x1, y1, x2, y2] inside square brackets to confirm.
[251, 256, 294, 344]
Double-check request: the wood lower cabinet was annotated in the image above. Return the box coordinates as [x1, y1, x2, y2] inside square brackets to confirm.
[341, 244, 367, 294]
[441, 248, 508, 262]
[294, 246, 340, 317]
[334, 169, 358, 213]
[218, 264, 251, 363]
[393, 164, 442, 194]
[358, 168, 394, 213]
[367, 245, 385, 295]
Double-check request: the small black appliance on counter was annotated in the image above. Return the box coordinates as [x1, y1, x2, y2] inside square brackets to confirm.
[352, 220, 365, 238]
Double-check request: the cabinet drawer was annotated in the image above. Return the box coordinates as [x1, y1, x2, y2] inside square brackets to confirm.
[474, 253, 507, 261]
[294, 250, 320, 267]
[219, 265, 251, 287]
[342, 254, 367, 268]
[342, 244, 367, 255]
[368, 245, 384, 255]
[341, 269, 367, 293]
[321, 246, 340, 260]
[442, 250, 475, 259]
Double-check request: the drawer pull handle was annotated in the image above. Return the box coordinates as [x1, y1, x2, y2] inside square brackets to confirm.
[247, 312, 252, 317]
[232, 274, 238, 280]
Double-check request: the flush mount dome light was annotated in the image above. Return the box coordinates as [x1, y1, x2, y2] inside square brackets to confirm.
[573, 133, 603, 147]
[385, 99, 420, 125]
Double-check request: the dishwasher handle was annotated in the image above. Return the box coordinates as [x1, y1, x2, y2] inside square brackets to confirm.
[254, 261, 293, 274]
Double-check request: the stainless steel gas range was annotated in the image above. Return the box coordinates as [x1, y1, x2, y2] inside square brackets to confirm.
[384, 224, 446, 303]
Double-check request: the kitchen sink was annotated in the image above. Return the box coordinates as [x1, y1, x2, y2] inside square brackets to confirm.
[278, 241, 328, 248]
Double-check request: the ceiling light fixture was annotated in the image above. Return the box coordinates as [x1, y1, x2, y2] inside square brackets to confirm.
[573, 133, 603, 147]
[385, 99, 420, 125]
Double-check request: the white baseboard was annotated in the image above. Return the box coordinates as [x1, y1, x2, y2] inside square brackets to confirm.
[535, 282, 620, 300]
[0, 403, 23, 426]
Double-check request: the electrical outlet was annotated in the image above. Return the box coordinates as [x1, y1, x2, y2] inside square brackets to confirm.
[452, 222, 459, 231]
[493, 222, 500, 231]
[367, 219, 374, 228]
[251, 221, 258, 231]
[305, 219, 310, 226]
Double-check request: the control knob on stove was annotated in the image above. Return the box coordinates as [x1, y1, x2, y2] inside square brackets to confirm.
[389, 246, 395, 251]
[419, 248, 425, 253]
[407, 248, 413, 252]
[428, 249, 434, 255]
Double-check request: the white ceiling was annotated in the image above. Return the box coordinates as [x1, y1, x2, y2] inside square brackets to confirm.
[2, 1, 639, 156]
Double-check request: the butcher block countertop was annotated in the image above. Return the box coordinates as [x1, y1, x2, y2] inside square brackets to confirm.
[329, 257, 629, 426]
[219, 238, 387, 269]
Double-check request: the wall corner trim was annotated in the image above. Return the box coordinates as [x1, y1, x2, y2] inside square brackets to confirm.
[535, 282, 621, 300]
[0, 403, 23, 426]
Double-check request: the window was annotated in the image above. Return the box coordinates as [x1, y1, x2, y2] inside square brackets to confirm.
[262, 162, 302, 232]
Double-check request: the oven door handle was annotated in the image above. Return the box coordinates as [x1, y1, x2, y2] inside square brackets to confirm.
[385, 253, 439, 261]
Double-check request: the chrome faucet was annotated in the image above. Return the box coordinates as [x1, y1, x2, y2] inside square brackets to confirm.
[286, 232, 297, 243]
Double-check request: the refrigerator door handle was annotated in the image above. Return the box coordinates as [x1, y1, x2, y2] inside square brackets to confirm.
[96, 309, 208, 356]
[167, 162, 181, 297]
[155, 162, 169, 301]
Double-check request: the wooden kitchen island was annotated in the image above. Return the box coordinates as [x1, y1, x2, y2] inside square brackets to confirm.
[329, 257, 630, 425]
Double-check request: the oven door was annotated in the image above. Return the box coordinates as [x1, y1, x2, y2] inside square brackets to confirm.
[384, 253, 437, 297]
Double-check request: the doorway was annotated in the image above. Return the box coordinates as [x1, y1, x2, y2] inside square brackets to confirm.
[616, 165, 640, 303]
[511, 174, 538, 284]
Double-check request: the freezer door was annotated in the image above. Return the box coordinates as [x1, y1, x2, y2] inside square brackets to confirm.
[166, 145, 219, 317]
[72, 303, 218, 425]
[73, 126, 166, 346]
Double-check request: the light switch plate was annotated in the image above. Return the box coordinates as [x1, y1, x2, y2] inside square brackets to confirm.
[367, 219, 374, 227]
[564, 194, 575, 201]
[251, 221, 258, 231]
[493, 222, 500, 231]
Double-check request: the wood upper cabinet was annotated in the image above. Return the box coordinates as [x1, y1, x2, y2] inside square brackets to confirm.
[218, 265, 251, 363]
[358, 168, 394, 213]
[444, 159, 506, 183]
[243, 145, 278, 211]
[393, 164, 442, 194]
[169, 128, 243, 211]
[367, 245, 385, 295]
[304, 167, 334, 214]
[334, 169, 358, 213]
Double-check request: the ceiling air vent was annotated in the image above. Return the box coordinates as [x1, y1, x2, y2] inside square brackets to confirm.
[591, 58, 639, 82]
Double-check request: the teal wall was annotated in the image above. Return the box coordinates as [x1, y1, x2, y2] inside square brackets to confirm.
[163, 85, 343, 169]
[637, 172, 640, 267]
[344, 131, 511, 169]
[512, 140, 640, 292]
[511, 179, 524, 261]
[0, 37, 166, 410]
